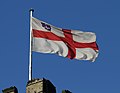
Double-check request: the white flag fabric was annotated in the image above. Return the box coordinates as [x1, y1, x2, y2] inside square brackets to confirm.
[32, 17, 99, 62]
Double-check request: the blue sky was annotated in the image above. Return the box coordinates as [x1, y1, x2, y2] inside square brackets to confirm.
[0, 0, 120, 93]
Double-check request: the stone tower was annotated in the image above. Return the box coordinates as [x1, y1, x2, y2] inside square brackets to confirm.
[2, 86, 18, 93]
[26, 78, 56, 93]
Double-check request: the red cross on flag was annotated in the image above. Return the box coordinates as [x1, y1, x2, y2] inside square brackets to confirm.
[32, 17, 99, 62]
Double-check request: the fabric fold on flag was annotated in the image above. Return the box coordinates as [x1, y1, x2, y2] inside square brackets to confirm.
[32, 17, 99, 62]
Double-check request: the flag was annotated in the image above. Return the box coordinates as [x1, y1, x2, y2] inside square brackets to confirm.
[32, 17, 99, 62]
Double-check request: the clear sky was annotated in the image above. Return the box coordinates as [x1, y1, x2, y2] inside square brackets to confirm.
[0, 0, 120, 93]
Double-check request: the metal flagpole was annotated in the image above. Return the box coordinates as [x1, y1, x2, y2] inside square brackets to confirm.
[29, 8, 34, 81]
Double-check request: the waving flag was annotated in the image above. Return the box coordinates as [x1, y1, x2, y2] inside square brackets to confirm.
[32, 17, 99, 62]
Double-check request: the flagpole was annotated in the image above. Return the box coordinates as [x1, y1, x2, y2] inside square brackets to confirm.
[29, 8, 34, 81]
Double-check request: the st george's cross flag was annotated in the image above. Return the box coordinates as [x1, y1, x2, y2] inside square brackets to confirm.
[32, 17, 99, 62]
